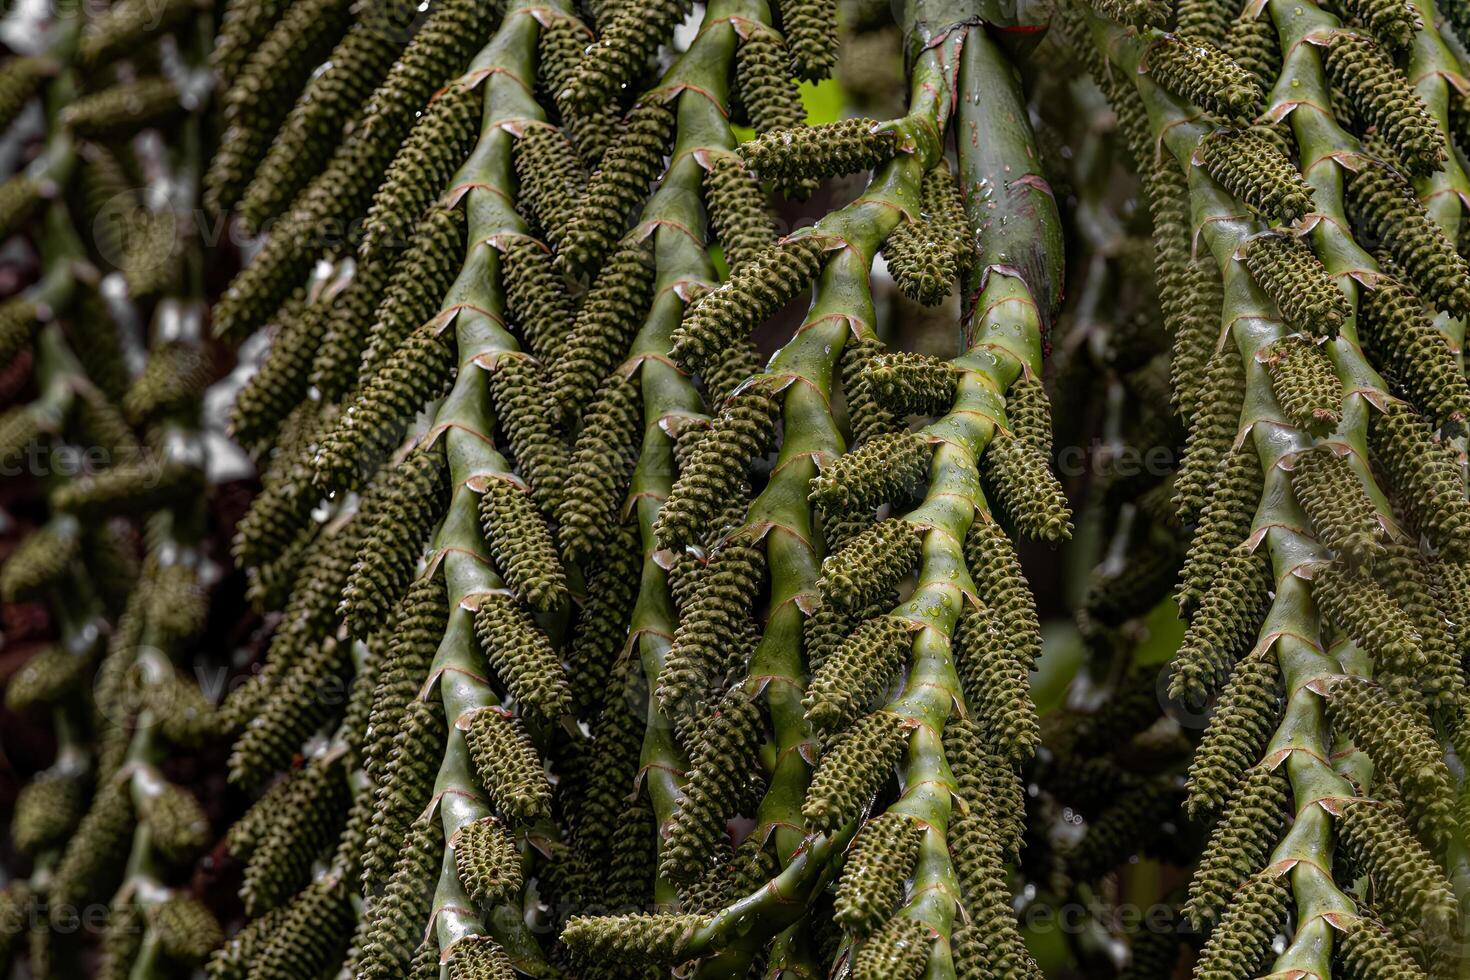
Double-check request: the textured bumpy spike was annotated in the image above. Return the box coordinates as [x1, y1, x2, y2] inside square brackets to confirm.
[561, 913, 707, 967]
[229, 295, 328, 450]
[562, 0, 692, 109]
[1377, 543, 1463, 711]
[703, 154, 778, 272]
[363, 573, 447, 783]
[464, 708, 553, 823]
[1241, 233, 1347, 338]
[657, 540, 765, 716]
[1314, 563, 1424, 678]
[252, 875, 356, 980]
[478, 478, 567, 612]
[740, 118, 895, 183]
[362, 697, 447, 891]
[819, 519, 923, 613]
[1357, 275, 1470, 424]
[655, 387, 780, 549]
[953, 605, 1040, 763]
[802, 711, 911, 833]
[62, 77, 182, 139]
[473, 594, 572, 717]
[359, 81, 482, 260]
[12, 769, 86, 855]
[1191, 870, 1291, 978]
[240, 755, 349, 915]
[228, 637, 351, 786]
[1177, 442, 1262, 616]
[485, 355, 566, 514]
[1185, 649, 1282, 816]
[804, 614, 912, 735]
[1328, 676, 1455, 848]
[776, 0, 838, 80]
[1262, 336, 1342, 432]
[1145, 34, 1263, 120]
[1084, 0, 1169, 26]
[1169, 545, 1272, 705]
[1348, 163, 1470, 318]
[513, 124, 585, 249]
[552, 237, 657, 416]
[1175, 345, 1244, 525]
[1325, 33, 1444, 175]
[49, 775, 133, 915]
[204, 903, 290, 980]
[661, 692, 765, 883]
[313, 325, 456, 492]
[1196, 128, 1314, 222]
[1337, 0, 1420, 53]
[446, 935, 515, 979]
[150, 896, 223, 964]
[124, 341, 211, 422]
[0, 57, 49, 131]
[838, 334, 903, 449]
[501, 239, 573, 366]
[51, 458, 201, 518]
[674, 234, 827, 372]
[733, 26, 813, 197]
[964, 519, 1043, 668]
[834, 813, 922, 932]
[1, 521, 79, 601]
[360, 206, 468, 378]
[455, 816, 522, 907]
[852, 915, 930, 980]
[0, 177, 41, 241]
[1370, 403, 1470, 558]
[560, 103, 676, 277]
[1290, 446, 1383, 564]
[143, 782, 211, 864]
[984, 429, 1072, 541]
[1338, 799, 1457, 940]
[536, 16, 614, 166]
[867, 352, 958, 418]
[566, 527, 641, 717]
[5, 644, 93, 711]
[358, 817, 444, 980]
[1335, 912, 1430, 979]
[1184, 765, 1290, 927]
[559, 373, 642, 562]
[1224, 12, 1282, 86]
[341, 445, 450, 637]
[810, 430, 930, 518]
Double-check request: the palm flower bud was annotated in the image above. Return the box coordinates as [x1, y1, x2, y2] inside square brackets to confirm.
[63, 77, 182, 139]
[1169, 545, 1271, 705]
[670, 234, 827, 373]
[464, 708, 553, 823]
[501, 238, 573, 366]
[313, 324, 456, 492]
[408, 938, 441, 980]
[1197, 129, 1315, 222]
[1175, 346, 1243, 524]
[446, 935, 516, 979]
[1338, 799, 1456, 938]
[231, 434, 323, 575]
[867, 352, 958, 418]
[657, 540, 765, 716]
[230, 295, 329, 450]
[359, 80, 482, 260]
[1184, 765, 1290, 927]
[953, 605, 1040, 764]
[835, 813, 922, 932]
[342, 446, 450, 636]
[804, 587, 897, 676]
[559, 374, 642, 562]
[802, 710, 911, 833]
[1357, 275, 1470, 424]
[883, 217, 963, 308]
[203, 902, 289, 980]
[1314, 562, 1424, 677]
[984, 431, 1073, 542]
[1191, 870, 1291, 979]
[1145, 34, 1263, 121]
[1222, 13, 1280, 83]
[12, 769, 86, 854]
[240, 755, 349, 915]
[1185, 649, 1282, 816]
[0, 56, 49, 131]
[0, 298, 39, 366]
[814, 430, 929, 521]
[964, 519, 1043, 668]
[1177, 442, 1262, 615]
[246, 875, 355, 980]
[1261, 336, 1342, 432]
[0, 176, 41, 242]
[945, 716, 1027, 855]
[455, 816, 522, 907]
[852, 914, 931, 980]
[560, 103, 675, 276]
[5, 643, 92, 711]
[703, 154, 778, 272]
[361, 697, 448, 890]
[362, 574, 446, 783]
[563, 0, 692, 108]
[662, 691, 764, 883]
[358, 816, 444, 980]
[51, 457, 201, 518]
[1370, 403, 1470, 558]
[1085, 0, 1169, 26]
[360, 206, 468, 378]
[818, 519, 923, 613]
[309, 266, 386, 401]
[1083, 545, 1182, 624]
[536, 16, 613, 166]
[656, 387, 780, 549]
[1338, 0, 1421, 53]
[1377, 543, 1462, 710]
[513, 124, 585, 250]
[1347, 163, 1470, 318]
[1328, 676, 1455, 848]
[151, 895, 223, 965]
[1290, 446, 1383, 564]
[776, 0, 838, 80]
[479, 478, 568, 613]
[486, 354, 566, 513]
[740, 118, 895, 183]
[552, 237, 656, 416]
[1325, 33, 1444, 175]
[804, 614, 912, 734]
[561, 913, 707, 967]
[228, 638, 352, 786]
[123, 340, 211, 423]
[474, 594, 572, 717]
[1, 520, 79, 601]
[50, 775, 133, 915]
[1335, 912, 1429, 979]
[837, 335, 902, 448]
[141, 782, 211, 865]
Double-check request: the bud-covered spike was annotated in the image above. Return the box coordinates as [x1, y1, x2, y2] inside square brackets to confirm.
[1356, 274, 1470, 425]
[357, 817, 444, 979]
[1326, 33, 1445, 175]
[1241, 232, 1349, 339]
[485, 354, 567, 515]
[1348, 162, 1470, 319]
[1168, 545, 1272, 705]
[703, 154, 778, 272]
[142, 782, 211, 865]
[11, 769, 86, 855]
[563, 0, 693, 109]
[240, 755, 349, 915]
[1085, 0, 1170, 27]
[455, 816, 522, 907]
[811, 430, 930, 519]
[501, 239, 572, 367]
[852, 914, 930, 980]
[362, 573, 447, 784]
[513, 123, 585, 251]
[5, 643, 93, 712]
[802, 711, 910, 833]
[552, 237, 657, 417]
[473, 594, 572, 717]
[1314, 563, 1425, 679]
[1175, 345, 1244, 525]
[1184, 765, 1290, 928]
[953, 606, 1040, 764]
[361, 697, 447, 891]
[464, 708, 553, 823]
[51, 459, 201, 519]
[1290, 446, 1384, 564]
[1185, 649, 1283, 816]
[62, 77, 182, 139]
[964, 519, 1044, 668]
[478, 477, 567, 613]
[446, 935, 516, 980]
[49, 775, 133, 916]
[1191, 870, 1291, 978]
[734, 27, 812, 196]
[804, 614, 912, 735]
[1145, 34, 1263, 121]
[227, 637, 351, 787]
[150, 895, 224, 965]
[866, 352, 958, 419]
[559, 373, 642, 562]
[1, 520, 79, 601]
[1370, 403, 1470, 558]
[0, 177, 41, 242]
[1177, 442, 1262, 616]
[657, 540, 765, 717]
[360, 206, 468, 380]
[835, 813, 922, 932]
[775, 0, 838, 80]
[1338, 798, 1457, 940]
[984, 432, 1073, 542]
[818, 519, 923, 614]
[661, 691, 764, 883]
[1335, 911, 1430, 980]
[740, 118, 895, 183]
[1197, 128, 1315, 222]
[1262, 336, 1342, 433]
[560, 913, 708, 967]
[536, 16, 614, 166]
[229, 295, 329, 451]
